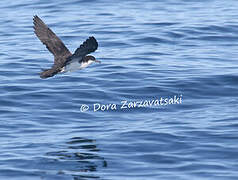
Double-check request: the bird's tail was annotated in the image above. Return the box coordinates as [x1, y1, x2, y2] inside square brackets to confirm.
[40, 68, 61, 79]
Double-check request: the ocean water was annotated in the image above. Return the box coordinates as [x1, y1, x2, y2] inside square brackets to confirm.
[1, 0, 238, 179]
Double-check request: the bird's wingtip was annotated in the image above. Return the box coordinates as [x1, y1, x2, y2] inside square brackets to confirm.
[33, 15, 40, 21]
[91, 36, 96, 40]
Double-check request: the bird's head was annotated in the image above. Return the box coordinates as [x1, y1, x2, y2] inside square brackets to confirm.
[83, 55, 101, 64]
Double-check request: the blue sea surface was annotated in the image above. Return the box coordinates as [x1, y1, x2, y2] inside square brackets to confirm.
[1, 0, 238, 179]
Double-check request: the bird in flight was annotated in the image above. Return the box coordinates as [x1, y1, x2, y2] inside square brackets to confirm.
[33, 15, 100, 79]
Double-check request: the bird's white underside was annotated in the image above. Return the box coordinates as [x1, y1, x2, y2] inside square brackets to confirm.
[61, 59, 94, 73]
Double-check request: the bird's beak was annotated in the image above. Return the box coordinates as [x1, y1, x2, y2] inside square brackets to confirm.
[95, 60, 101, 63]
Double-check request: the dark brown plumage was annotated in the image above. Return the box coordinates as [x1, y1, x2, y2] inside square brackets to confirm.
[33, 15, 98, 79]
[33, 15, 72, 78]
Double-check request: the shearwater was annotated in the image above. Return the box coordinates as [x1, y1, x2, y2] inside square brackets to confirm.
[33, 15, 100, 79]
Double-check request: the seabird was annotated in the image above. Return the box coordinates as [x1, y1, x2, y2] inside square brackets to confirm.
[33, 15, 100, 79]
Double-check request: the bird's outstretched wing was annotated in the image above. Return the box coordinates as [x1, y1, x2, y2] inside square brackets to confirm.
[33, 15, 72, 66]
[73, 36, 98, 59]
